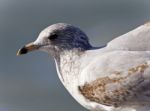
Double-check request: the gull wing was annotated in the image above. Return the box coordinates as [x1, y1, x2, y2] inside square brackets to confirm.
[107, 22, 150, 51]
[79, 51, 150, 107]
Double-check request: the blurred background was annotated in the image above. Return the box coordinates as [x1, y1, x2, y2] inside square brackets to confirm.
[1, 0, 150, 111]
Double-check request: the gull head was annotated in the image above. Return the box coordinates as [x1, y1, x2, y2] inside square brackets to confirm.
[17, 23, 92, 56]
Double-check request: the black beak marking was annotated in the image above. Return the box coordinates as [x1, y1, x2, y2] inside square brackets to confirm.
[18, 46, 28, 55]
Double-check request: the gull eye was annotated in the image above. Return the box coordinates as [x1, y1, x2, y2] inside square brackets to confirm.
[48, 34, 58, 40]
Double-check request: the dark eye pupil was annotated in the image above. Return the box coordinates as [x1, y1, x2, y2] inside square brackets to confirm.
[48, 34, 58, 40]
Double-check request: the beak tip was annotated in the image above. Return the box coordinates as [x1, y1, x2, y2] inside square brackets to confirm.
[16, 42, 39, 56]
[16, 46, 28, 56]
[16, 51, 21, 56]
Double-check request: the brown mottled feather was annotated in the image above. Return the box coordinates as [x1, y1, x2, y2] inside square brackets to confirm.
[79, 63, 149, 107]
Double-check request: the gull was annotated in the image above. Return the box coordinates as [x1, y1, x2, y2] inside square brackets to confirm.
[17, 22, 150, 111]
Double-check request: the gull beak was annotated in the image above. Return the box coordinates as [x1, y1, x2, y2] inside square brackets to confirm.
[17, 42, 39, 56]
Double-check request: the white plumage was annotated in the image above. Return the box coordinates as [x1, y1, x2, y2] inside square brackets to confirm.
[18, 22, 150, 111]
